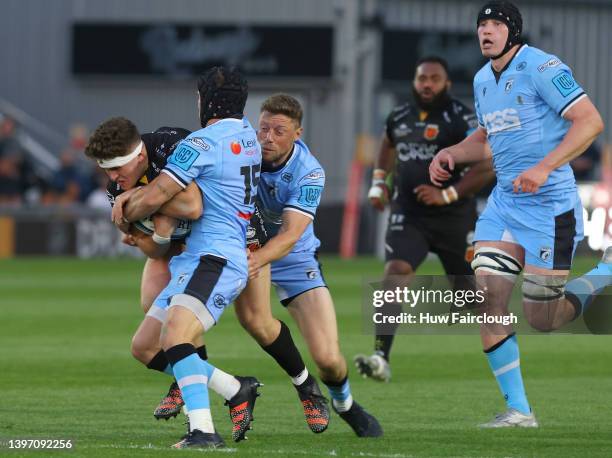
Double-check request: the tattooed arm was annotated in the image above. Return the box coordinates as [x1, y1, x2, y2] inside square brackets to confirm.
[111, 174, 184, 224]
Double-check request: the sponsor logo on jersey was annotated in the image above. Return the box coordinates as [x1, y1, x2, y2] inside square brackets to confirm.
[537, 58, 561, 73]
[539, 247, 552, 262]
[213, 294, 227, 309]
[297, 185, 323, 207]
[188, 137, 211, 151]
[393, 123, 412, 137]
[516, 61, 527, 71]
[443, 111, 451, 123]
[482, 108, 521, 134]
[423, 124, 439, 140]
[306, 269, 319, 280]
[230, 141, 242, 154]
[396, 142, 438, 161]
[169, 144, 200, 171]
[303, 169, 324, 181]
[552, 72, 578, 97]
[241, 137, 257, 148]
[281, 172, 293, 183]
[177, 273, 188, 285]
[504, 79, 514, 93]
[482, 87, 487, 97]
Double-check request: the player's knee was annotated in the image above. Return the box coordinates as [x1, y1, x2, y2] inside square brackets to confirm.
[241, 317, 278, 345]
[131, 333, 155, 364]
[522, 274, 567, 332]
[384, 260, 413, 277]
[313, 348, 344, 376]
[236, 307, 277, 344]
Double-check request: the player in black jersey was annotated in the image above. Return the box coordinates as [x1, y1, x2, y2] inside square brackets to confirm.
[354, 57, 495, 381]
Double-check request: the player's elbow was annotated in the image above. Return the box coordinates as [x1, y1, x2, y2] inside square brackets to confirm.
[591, 113, 604, 136]
[186, 200, 203, 220]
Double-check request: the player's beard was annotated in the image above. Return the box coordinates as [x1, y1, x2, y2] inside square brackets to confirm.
[412, 87, 452, 112]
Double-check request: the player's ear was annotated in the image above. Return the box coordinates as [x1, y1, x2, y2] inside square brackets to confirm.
[294, 125, 303, 140]
[445, 80, 452, 91]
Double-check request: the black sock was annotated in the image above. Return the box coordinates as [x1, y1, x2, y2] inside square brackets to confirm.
[374, 301, 402, 362]
[147, 345, 205, 374]
[146, 350, 169, 373]
[374, 335, 394, 362]
[165, 343, 196, 366]
[196, 344, 208, 360]
[261, 320, 306, 378]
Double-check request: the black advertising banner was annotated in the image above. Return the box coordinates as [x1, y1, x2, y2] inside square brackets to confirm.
[382, 30, 486, 84]
[72, 23, 333, 78]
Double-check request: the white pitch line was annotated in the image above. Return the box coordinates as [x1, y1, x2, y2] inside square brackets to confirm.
[89, 443, 414, 457]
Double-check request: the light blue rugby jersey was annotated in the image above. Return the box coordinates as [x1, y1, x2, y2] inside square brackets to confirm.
[257, 139, 324, 254]
[162, 118, 262, 263]
[473, 44, 586, 196]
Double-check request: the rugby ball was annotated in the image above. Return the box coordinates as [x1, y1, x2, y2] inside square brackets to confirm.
[133, 215, 191, 240]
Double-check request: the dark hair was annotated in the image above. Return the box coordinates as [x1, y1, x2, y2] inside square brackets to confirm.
[197, 66, 248, 127]
[260, 94, 303, 126]
[415, 56, 450, 76]
[85, 117, 140, 161]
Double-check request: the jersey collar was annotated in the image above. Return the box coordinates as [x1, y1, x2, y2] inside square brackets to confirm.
[491, 43, 528, 84]
[262, 143, 296, 173]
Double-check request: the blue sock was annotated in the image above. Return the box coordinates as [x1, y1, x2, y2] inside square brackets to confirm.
[485, 334, 530, 415]
[324, 376, 353, 412]
[165, 344, 210, 413]
[565, 260, 611, 316]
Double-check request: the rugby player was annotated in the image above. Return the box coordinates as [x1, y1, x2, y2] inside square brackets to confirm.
[430, 1, 609, 427]
[111, 66, 262, 448]
[241, 94, 383, 437]
[354, 56, 495, 382]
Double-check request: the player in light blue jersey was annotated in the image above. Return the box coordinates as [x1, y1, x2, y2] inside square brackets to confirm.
[112, 67, 262, 449]
[239, 94, 382, 437]
[430, 1, 609, 428]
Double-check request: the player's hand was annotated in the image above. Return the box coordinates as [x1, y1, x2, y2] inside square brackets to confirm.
[111, 187, 140, 226]
[512, 163, 551, 194]
[429, 149, 455, 186]
[121, 233, 137, 246]
[247, 249, 264, 279]
[367, 183, 390, 211]
[414, 184, 445, 206]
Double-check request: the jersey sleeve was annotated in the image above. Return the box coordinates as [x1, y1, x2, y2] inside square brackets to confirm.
[532, 57, 586, 117]
[162, 137, 217, 188]
[284, 167, 325, 219]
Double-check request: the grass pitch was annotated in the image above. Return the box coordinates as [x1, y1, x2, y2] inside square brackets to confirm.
[1, 255, 611, 457]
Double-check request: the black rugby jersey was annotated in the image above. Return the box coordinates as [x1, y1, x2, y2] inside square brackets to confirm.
[385, 98, 478, 215]
[106, 127, 191, 204]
